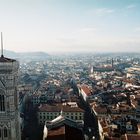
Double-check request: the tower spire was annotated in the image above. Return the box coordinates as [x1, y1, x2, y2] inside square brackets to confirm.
[1, 32, 4, 57]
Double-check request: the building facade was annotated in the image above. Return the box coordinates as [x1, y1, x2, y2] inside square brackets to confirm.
[38, 103, 84, 125]
[0, 56, 21, 140]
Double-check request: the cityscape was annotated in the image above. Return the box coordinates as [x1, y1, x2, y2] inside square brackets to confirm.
[1, 50, 140, 140]
[0, 0, 140, 140]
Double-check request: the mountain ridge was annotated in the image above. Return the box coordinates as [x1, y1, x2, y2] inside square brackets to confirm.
[2, 50, 50, 60]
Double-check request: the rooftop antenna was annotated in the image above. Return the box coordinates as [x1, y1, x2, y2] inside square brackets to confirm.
[1, 32, 4, 57]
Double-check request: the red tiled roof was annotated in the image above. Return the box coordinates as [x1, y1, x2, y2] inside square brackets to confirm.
[38, 103, 84, 112]
[81, 85, 91, 96]
[94, 106, 107, 114]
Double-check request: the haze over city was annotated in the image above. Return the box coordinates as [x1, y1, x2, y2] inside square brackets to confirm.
[0, 0, 140, 53]
[2, 1, 140, 140]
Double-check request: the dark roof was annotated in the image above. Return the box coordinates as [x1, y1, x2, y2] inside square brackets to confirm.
[48, 126, 65, 136]
[45, 117, 84, 140]
[0, 55, 16, 62]
[47, 124, 84, 140]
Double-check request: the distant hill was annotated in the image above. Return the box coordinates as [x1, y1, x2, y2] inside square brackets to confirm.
[4, 50, 19, 58]
[2, 50, 50, 60]
[18, 52, 50, 60]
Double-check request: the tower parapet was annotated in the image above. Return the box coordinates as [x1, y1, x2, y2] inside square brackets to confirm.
[0, 58, 19, 73]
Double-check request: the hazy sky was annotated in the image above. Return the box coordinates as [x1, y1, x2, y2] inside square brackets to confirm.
[0, 0, 140, 53]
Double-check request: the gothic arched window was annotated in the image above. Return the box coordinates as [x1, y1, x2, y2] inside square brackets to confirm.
[0, 95, 5, 111]
[0, 128, 1, 138]
[4, 127, 8, 137]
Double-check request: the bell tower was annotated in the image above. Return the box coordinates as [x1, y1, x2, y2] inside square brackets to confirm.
[0, 33, 21, 140]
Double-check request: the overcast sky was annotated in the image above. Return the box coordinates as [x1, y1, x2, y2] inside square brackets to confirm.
[0, 0, 140, 53]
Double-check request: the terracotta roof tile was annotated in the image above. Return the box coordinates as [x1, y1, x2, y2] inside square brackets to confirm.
[81, 85, 91, 96]
[94, 106, 107, 114]
[38, 103, 84, 112]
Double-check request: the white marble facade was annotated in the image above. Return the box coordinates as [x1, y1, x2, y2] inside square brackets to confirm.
[0, 59, 21, 140]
